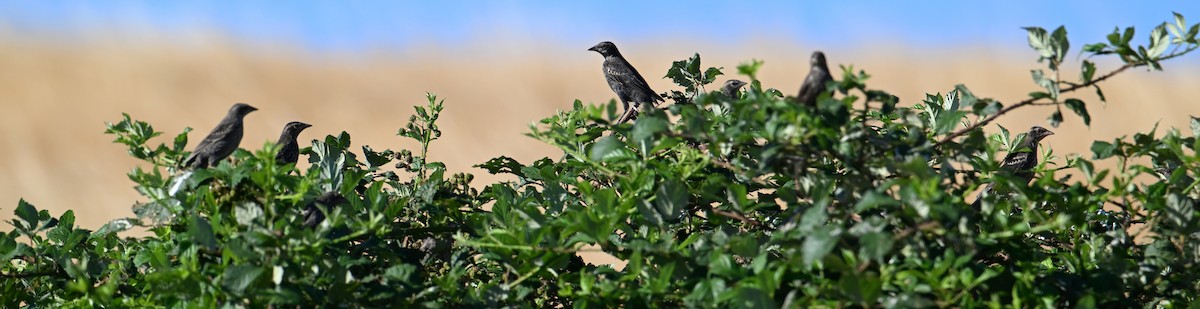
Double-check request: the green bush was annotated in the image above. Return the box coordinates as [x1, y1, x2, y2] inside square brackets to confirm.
[4, 13, 1200, 308]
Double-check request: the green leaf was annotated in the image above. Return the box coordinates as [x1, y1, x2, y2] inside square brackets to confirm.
[56, 210, 74, 230]
[589, 136, 625, 162]
[1030, 70, 1058, 99]
[1148, 23, 1170, 58]
[222, 264, 265, 294]
[1106, 27, 1122, 46]
[92, 218, 134, 238]
[860, 231, 894, 263]
[631, 116, 668, 148]
[703, 67, 724, 85]
[802, 226, 839, 266]
[1165, 194, 1195, 227]
[1091, 141, 1117, 159]
[173, 128, 192, 152]
[1048, 110, 1063, 128]
[1051, 25, 1069, 63]
[1080, 60, 1096, 83]
[1029, 92, 1053, 100]
[798, 206, 828, 232]
[1191, 116, 1200, 137]
[1121, 26, 1135, 45]
[384, 264, 418, 283]
[0, 233, 24, 261]
[189, 215, 218, 250]
[838, 273, 883, 304]
[1024, 27, 1053, 58]
[234, 203, 263, 227]
[654, 180, 688, 224]
[14, 199, 38, 230]
[1082, 43, 1107, 54]
[854, 191, 894, 212]
[312, 135, 348, 192]
[636, 200, 664, 227]
[1174, 12, 1187, 35]
[737, 59, 764, 81]
[666, 53, 705, 93]
[1064, 98, 1091, 126]
[362, 145, 394, 168]
[133, 200, 174, 225]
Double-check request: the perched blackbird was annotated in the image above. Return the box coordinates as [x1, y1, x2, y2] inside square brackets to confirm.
[274, 121, 312, 165]
[722, 79, 748, 98]
[588, 41, 663, 123]
[971, 126, 1055, 208]
[183, 103, 257, 168]
[303, 191, 347, 228]
[795, 51, 834, 107]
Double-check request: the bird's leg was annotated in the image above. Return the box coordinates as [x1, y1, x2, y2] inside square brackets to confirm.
[616, 104, 639, 123]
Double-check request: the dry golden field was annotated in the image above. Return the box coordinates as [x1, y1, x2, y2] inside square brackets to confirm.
[1, 32, 1198, 264]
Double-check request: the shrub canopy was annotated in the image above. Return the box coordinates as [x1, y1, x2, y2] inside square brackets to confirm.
[4, 13, 1200, 308]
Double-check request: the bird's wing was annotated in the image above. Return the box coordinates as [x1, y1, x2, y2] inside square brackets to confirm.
[797, 69, 832, 104]
[999, 150, 1034, 171]
[606, 57, 661, 103]
[603, 64, 633, 104]
[195, 120, 238, 149]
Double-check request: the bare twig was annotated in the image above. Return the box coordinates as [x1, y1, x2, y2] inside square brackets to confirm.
[708, 158, 771, 186]
[893, 221, 942, 241]
[707, 205, 765, 227]
[0, 269, 65, 279]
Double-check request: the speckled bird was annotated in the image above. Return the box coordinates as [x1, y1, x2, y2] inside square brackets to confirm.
[274, 121, 312, 165]
[971, 126, 1055, 208]
[722, 79, 748, 98]
[303, 191, 348, 228]
[588, 41, 663, 123]
[796, 51, 834, 107]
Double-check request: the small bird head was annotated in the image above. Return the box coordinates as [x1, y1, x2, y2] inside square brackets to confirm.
[722, 79, 748, 96]
[724, 79, 748, 90]
[810, 51, 827, 67]
[282, 121, 312, 138]
[1027, 126, 1055, 142]
[229, 103, 258, 117]
[588, 41, 620, 56]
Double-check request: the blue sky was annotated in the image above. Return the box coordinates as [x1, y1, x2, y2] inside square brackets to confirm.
[0, 1, 1197, 52]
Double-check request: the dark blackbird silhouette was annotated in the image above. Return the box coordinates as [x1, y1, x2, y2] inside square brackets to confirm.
[971, 126, 1055, 208]
[303, 191, 347, 228]
[183, 103, 257, 168]
[274, 121, 312, 165]
[588, 41, 663, 123]
[795, 51, 834, 107]
[722, 79, 748, 98]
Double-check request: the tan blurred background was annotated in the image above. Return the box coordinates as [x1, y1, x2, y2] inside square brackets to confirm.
[2, 33, 1197, 225]
[1, 3, 1199, 267]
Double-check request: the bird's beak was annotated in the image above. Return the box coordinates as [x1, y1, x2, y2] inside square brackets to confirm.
[587, 46, 598, 52]
[302, 123, 312, 129]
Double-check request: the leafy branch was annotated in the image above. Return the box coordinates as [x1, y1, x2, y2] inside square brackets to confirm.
[937, 15, 1200, 146]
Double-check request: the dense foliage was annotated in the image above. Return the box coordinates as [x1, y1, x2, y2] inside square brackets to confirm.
[4, 13, 1200, 308]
